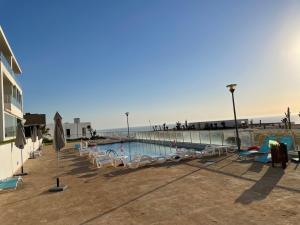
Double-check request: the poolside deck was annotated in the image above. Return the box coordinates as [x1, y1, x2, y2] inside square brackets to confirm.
[1, 142, 300, 225]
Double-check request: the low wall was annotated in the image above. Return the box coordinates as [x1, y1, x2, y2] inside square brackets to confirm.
[0, 138, 42, 180]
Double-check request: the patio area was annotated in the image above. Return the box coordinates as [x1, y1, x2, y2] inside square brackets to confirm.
[1, 142, 300, 225]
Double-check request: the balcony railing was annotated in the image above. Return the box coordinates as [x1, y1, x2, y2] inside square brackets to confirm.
[4, 95, 22, 111]
[0, 52, 21, 88]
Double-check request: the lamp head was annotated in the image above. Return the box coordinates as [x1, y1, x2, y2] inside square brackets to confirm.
[226, 84, 237, 93]
[125, 112, 129, 116]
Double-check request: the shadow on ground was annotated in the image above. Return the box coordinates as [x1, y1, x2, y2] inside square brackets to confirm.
[235, 166, 284, 204]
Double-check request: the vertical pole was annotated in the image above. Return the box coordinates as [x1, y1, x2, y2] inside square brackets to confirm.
[231, 92, 241, 150]
[222, 130, 224, 146]
[57, 150, 60, 187]
[199, 131, 201, 144]
[190, 131, 192, 143]
[21, 149, 24, 174]
[126, 115, 130, 138]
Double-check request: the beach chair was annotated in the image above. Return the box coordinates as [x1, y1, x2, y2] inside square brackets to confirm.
[238, 135, 276, 160]
[152, 156, 167, 164]
[0, 176, 23, 191]
[112, 155, 129, 167]
[74, 144, 81, 150]
[95, 155, 114, 168]
[279, 136, 294, 151]
[202, 145, 219, 157]
[126, 155, 153, 169]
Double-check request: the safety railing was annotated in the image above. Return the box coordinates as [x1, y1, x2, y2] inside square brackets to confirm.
[98, 129, 300, 147]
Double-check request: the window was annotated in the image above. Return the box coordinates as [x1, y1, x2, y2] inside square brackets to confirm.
[82, 128, 86, 137]
[66, 129, 70, 137]
[5, 113, 17, 137]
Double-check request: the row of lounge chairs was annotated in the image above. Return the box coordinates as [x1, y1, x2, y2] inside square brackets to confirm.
[76, 142, 232, 169]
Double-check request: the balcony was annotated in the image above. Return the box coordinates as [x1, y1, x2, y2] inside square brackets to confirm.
[0, 52, 21, 88]
[4, 95, 23, 117]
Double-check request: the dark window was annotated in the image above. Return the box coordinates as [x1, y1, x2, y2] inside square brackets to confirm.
[66, 129, 70, 137]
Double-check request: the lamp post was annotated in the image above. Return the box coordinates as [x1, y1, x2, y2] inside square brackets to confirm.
[226, 84, 240, 151]
[125, 112, 130, 138]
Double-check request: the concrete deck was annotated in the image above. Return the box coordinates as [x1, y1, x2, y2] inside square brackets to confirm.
[1, 142, 300, 225]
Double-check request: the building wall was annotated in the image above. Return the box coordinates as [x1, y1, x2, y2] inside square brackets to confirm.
[189, 119, 248, 130]
[0, 63, 4, 140]
[0, 138, 41, 180]
[47, 122, 92, 139]
[0, 62, 23, 141]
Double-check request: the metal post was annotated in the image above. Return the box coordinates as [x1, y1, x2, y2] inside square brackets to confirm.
[231, 91, 240, 150]
[199, 131, 201, 144]
[125, 112, 130, 138]
[57, 151, 60, 187]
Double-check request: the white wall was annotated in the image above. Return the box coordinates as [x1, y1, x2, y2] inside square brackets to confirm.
[47, 122, 92, 139]
[0, 138, 41, 180]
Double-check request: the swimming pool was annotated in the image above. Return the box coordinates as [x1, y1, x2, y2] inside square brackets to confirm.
[90, 142, 177, 159]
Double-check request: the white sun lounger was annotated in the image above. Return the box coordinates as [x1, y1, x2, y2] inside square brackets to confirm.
[126, 155, 153, 169]
[95, 155, 114, 168]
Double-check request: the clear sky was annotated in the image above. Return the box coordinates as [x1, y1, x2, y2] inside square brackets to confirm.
[1, 0, 300, 129]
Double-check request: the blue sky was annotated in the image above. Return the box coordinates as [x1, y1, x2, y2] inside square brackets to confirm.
[1, 0, 300, 129]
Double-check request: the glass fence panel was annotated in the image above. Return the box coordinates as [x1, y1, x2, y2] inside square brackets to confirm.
[175, 131, 183, 142]
[169, 131, 177, 142]
[239, 130, 252, 147]
[210, 130, 224, 145]
[182, 131, 191, 143]
[200, 131, 211, 144]
[223, 130, 237, 146]
[190, 131, 200, 143]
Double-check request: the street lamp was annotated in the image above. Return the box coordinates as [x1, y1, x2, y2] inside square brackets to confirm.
[125, 112, 130, 138]
[226, 84, 240, 151]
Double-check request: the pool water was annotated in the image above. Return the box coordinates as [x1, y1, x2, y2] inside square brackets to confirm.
[91, 142, 177, 158]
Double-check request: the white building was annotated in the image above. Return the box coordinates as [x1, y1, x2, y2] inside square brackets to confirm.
[0, 26, 41, 180]
[189, 119, 249, 130]
[47, 118, 92, 140]
[0, 26, 23, 141]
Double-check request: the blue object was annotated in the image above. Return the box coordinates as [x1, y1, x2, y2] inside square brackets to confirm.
[0, 177, 19, 190]
[279, 136, 294, 151]
[74, 144, 81, 150]
[239, 135, 276, 158]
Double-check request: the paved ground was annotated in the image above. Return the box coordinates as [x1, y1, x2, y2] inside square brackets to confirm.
[1, 141, 300, 225]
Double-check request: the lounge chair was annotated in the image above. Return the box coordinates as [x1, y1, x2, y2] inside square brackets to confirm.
[202, 145, 217, 156]
[95, 155, 114, 168]
[279, 136, 294, 151]
[0, 176, 23, 191]
[126, 155, 153, 169]
[238, 135, 276, 160]
[112, 155, 129, 167]
[74, 144, 81, 150]
[291, 151, 300, 163]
